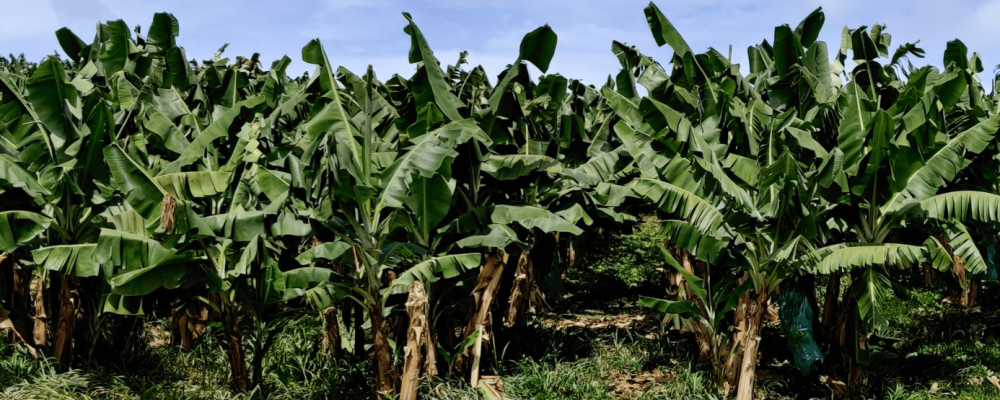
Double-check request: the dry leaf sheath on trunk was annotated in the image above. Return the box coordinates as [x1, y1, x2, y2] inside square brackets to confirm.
[459, 250, 507, 371]
[400, 281, 435, 400]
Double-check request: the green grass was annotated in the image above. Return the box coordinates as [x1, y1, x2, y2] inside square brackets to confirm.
[0, 319, 713, 399]
[574, 219, 665, 289]
[501, 331, 719, 400]
[0, 316, 374, 399]
[846, 282, 1000, 400]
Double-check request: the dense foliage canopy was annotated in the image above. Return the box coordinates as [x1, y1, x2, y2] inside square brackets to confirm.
[2, 3, 999, 398]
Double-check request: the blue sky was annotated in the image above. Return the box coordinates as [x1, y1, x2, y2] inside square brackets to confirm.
[3, 0, 1000, 88]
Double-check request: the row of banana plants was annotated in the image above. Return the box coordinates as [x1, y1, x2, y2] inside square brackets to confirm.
[631, 4, 1000, 399]
[0, 10, 627, 397]
[1, 3, 998, 399]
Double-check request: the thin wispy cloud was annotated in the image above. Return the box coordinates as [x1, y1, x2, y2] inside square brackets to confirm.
[2, 1, 998, 86]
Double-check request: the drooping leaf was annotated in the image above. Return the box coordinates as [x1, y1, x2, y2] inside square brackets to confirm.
[296, 242, 353, 265]
[657, 245, 707, 302]
[0, 155, 48, 204]
[639, 296, 701, 317]
[554, 203, 593, 226]
[919, 191, 1000, 224]
[253, 167, 289, 203]
[32, 244, 100, 277]
[103, 293, 147, 315]
[95, 229, 195, 276]
[481, 154, 562, 180]
[387, 253, 482, 294]
[884, 114, 1000, 212]
[853, 267, 891, 332]
[201, 211, 267, 242]
[563, 149, 628, 186]
[155, 171, 231, 201]
[809, 244, 923, 274]
[0, 211, 51, 253]
[490, 205, 584, 235]
[658, 220, 727, 263]
[109, 264, 189, 296]
[456, 224, 523, 249]
[630, 178, 723, 234]
[943, 222, 988, 275]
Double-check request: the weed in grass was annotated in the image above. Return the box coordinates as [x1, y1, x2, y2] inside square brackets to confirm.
[417, 376, 482, 400]
[658, 368, 720, 400]
[848, 283, 1000, 400]
[0, 338, 51, 389]
[0, 314, 377, 400]
[573, 220, 665, 289]
[499, 329, 715, 400]
[504, 356, 613, 400]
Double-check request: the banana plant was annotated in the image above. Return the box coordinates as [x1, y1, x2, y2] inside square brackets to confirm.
[19, 13, 329, 391]
[628, 5, 871, 399]
[798, 24, 1000, 389]
[0, 51, 121, 362]
[0, 15, 200, 363]
[292, 13, 504, 392]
